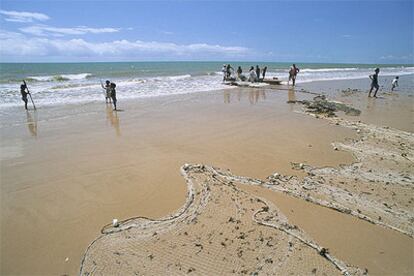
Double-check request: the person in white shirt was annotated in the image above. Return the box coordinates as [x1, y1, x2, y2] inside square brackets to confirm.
[248, 66, 258, 82]
[391, 76, 399, 91]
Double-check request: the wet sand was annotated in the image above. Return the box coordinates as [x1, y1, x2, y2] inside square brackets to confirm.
[299, 75, 414, 132]
[0, 88, 356, 275]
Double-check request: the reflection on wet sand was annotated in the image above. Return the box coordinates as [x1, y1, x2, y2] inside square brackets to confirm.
[224, 90, 266, 105]
[106, 104, 121, 136]
[366, 97, 377, 111]
[249, 90, 266, 105]
[288, 87, 296, 111]
[26, 111, 37, 137]
[223, 90, 230, 104]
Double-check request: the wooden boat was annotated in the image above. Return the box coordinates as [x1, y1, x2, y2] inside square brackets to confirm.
[262, 77, 282, 85]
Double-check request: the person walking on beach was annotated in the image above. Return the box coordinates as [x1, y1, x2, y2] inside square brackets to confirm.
[368, 68, 380, 97]
[255, 65, 261, 81]
[391, 76, 399, 91]
[20, 83, 29, 110]
[110, 82, 117, 110]
[101, 80, 112, 103]
[288, 64, 300, 86]
[262, 66, 268, 79]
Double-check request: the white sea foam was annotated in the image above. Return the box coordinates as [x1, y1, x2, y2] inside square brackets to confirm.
[0, 73, 232, 109]
[265, 66, 414, 84]
[27, 73, 92, 81]
[1, 67, 412, 109]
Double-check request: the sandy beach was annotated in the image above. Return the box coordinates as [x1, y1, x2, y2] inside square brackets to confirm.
[1, 78, 413, 275]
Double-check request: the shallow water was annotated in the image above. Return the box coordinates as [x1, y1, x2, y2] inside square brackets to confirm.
[1, 62, 412, 108]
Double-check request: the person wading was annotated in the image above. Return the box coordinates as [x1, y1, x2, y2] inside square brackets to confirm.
[20, 84, 29, 110]
[288, 64, 300, 86]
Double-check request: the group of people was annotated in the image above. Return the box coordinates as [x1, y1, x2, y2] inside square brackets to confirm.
[20, 80, 119, 111]
[101, 80, 118, 110]
[222, 63, 301, 86]
[222, 64, 268, 83]
[368, 68, 399, 98]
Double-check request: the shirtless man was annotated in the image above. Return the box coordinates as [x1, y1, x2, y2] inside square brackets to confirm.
[288, 64, 300, 86]
[110, 82, 117, 110]
[368, 68, 380, 97]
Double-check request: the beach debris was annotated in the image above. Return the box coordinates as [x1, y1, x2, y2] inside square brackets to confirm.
[341, 88, 362, 96]
[288, 96, 361, 117]
[291, 162, 305, 170]
[65, 257, 69, 262]
[319, 248, 330, 259]
[112, 219, 119, 227]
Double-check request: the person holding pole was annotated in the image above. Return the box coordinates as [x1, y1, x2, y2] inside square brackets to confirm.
[20, 83, 29, 110]
[22, 80, 36, 110]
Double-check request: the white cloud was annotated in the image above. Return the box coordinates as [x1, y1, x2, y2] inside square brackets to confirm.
[341, 34, 352, 39]
[0, 10, 49, 23]
[20, 25, 121, 37]
[0, 31, 249, 60]
[380, 54, 414, 61]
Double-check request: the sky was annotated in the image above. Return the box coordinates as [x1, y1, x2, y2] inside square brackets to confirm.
[0, 0, 413, 64]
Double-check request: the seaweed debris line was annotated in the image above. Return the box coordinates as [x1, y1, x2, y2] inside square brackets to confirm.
[288, 95, 361, 117]
[80, 164, 365, 275]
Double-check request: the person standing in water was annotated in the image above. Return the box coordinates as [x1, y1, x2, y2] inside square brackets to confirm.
[368, 68, 380, 97]
[391, 76, 399, 91]
[221, 64, 227, 81]
[226, 64, 234, 80]
[110, 82, 117, 110]
[248, 66, 257, 82]
[236, 66, 246, 81]
[20, 83, 29, 110]
[255, 65, 261, 80]
[262, 66, 268, 79]
[101, 80, 112, 103]
[288, 64, 300, 86]
[237, 66, 242, 77]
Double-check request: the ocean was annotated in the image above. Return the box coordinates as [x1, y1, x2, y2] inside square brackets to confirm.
[0, 62, 413, 109]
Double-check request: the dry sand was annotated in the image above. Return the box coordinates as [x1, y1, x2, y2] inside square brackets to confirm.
[1, 83, 413, 275]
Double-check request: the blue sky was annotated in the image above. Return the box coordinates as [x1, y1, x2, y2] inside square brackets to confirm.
[0, 0, 413, 63]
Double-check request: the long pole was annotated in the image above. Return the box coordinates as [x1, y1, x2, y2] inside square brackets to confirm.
[23, 80, 36, 110]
